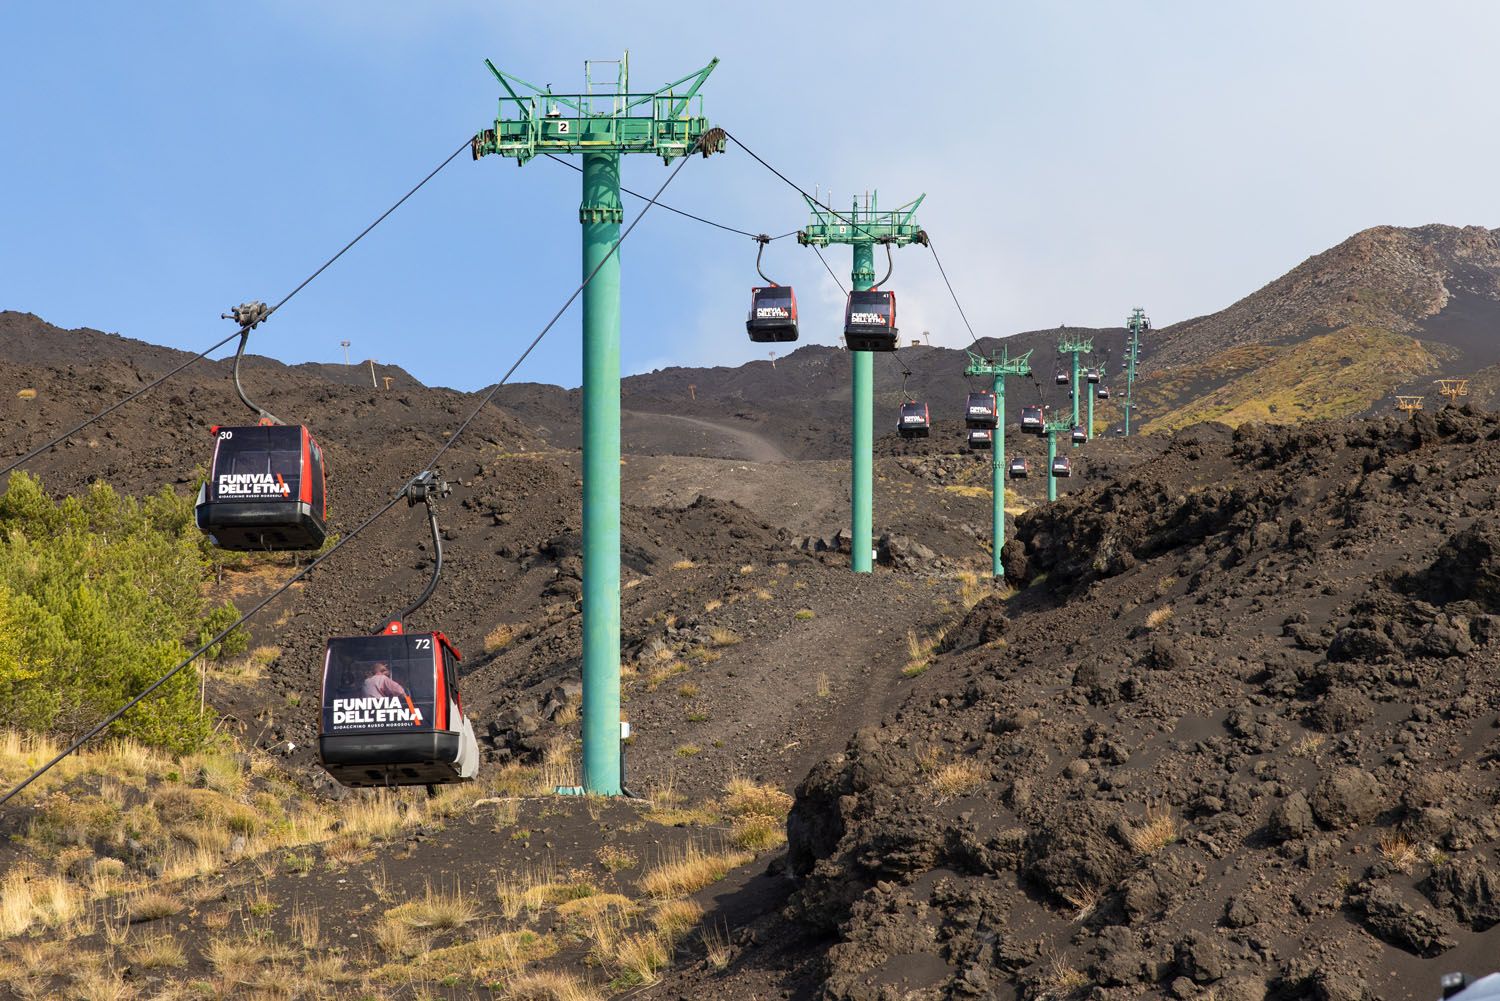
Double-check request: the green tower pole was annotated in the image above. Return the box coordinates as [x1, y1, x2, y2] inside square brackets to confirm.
[1071, 351, 1081, 445]
[797, 192, 925, 574]
[580, 151, 623, 795]
[964, 347, 1031, 579]
[474, 53, 721, 796]
[850, 242, 876, 573]
[1124, 308, 1147, 437]
[1042, 414, 1070, 503]
[1087, 382, 1095, 441]
[1046, 430, 1057, 502]
[991, 371, 1005, 578]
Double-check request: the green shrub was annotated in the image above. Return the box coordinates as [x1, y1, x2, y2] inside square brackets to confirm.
[0, 472, 230, 751]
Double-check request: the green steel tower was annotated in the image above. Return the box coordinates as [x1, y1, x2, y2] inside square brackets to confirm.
[1042, 413, 1074, 502]
[473, 53, 721, 796]
[1124, 308, 1149, 436]
[964, 347, 1032, 578]
[798, 193, 925, 574]
[1057, 332, 1094, 445]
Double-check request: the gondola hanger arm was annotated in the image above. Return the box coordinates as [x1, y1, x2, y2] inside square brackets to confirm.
[381, 471, 451, 633]
[223, 302, 284, 426]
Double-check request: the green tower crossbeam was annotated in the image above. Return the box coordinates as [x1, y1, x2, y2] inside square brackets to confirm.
[1057, 332, 1093, 447]
[964, 347, 1031, 579]
[1042, 415, 1073, 503]
[1123, 308, 1148, 436]
[798, 192, 925, 574]
[474, 53, 722, 797]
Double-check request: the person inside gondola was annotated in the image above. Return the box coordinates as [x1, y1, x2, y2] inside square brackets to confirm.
[361, 661, 408, 699]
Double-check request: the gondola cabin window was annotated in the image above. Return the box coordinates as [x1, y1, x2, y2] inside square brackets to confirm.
[322, 635, 440, 734]
[209, 425, 304, 502]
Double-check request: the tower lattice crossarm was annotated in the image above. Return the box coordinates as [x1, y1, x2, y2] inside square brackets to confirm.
[1057, 333, 1094, 356]
[1395, 395, 1426, 418]
[797, 193, 926, 249]
[964, 346, 1033, 379]
[1435, 378, 1470, 404]
[472, 54, 724, 166]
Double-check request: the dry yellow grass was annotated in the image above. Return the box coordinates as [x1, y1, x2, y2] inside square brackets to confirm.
[596, 845, 639, 872]
[0, 868, 84, 937]
[484, 622, 516, 653]
[1378, 831, 1420, 873]
[16, 388, 37, 400]
[609, 931, 669, 986]
[1145, 606, 1174, 630]
[708, 627, 741, 647]
[126, 892, 184, 923]
[793, 608, 815, 621]
[638, 843, 754, 898]
[671, 559, 696, 571]
[387, 882, 478, 930]
[930, 761, 988, 801]
[502, 970, 600, 1001]
[723, 778, 793, 819]
[702, 923, 733, 970]
[729, 814, 784, 852]
[124, 932, 186, 969]
[1128, 806, 1180, 855]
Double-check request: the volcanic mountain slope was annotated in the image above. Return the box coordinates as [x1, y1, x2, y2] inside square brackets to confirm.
[650, 406, 1500, 1000]
[514, 224, 1500, 454]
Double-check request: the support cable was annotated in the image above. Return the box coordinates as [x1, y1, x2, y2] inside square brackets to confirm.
[0, 135, 698, 807]
[0, 136, 473, 479]
[542, 153, 795, 242]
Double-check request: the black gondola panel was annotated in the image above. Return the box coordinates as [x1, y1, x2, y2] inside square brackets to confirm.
[196, 424, 328, 551]
[967, 428, 993, 450]
[897, 401, 930, 438]
[843, 290, 897, 351]
[1020, 405, 1045, 434]
[1051, 456, 1073, 477]
[318, 628, 478, 788]
[746, 285, 799, 343]
[965, 392, 998, 429]
[1008, 457, 1029, 478]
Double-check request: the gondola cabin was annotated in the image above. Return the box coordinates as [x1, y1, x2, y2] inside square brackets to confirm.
[1086, 368, 1101, 384]
[1051, 455, 1073, 477]
[843, 290, 897, 351]
[1055, 370, 1069, 386]
[967, 428, 993, 450]
[196, 424, 328, 551]
[1097, 386, 1111, 400]
[746, 285, 799, 343]
[897, 401, 930, 438]
[1071, 425, 1087, 444]
[1008, 457, 1030, 478]
[964, 391, 998, 428]
[1020, 405, 1045, 434]
[318, 626, 479, 788]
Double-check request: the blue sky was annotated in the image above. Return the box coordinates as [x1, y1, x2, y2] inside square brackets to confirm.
[4, 2, 1499, 391]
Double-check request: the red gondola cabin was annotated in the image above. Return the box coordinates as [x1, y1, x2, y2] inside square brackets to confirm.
[196, 424, 328, 551]
[318, 625, 479, 788]
[843, 290, 898, 351]
[746, 285, 799, 343]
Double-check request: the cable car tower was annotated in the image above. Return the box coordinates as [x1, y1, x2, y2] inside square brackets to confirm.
[1123, 308, 1149, 436]
[473, 53, 722, 797]
[798, 192, 925, 574]
[1057, 332, 1094, 445]
[964, 347, 1031, 579]
[1042, 413, 1075, 502]
[1436, 379, 1470, 405]
[1395, 395, 1425, 420]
